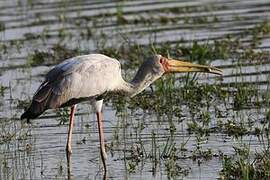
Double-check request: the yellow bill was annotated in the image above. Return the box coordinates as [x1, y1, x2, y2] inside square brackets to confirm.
[166, 58, 223, 75]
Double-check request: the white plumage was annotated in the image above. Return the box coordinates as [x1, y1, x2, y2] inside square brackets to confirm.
[47, 54, 123, 102]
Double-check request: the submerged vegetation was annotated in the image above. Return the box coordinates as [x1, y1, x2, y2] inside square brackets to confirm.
[1, 0, 270, 179]
[27, 44, 81, 66]
[220, 145, 270, 180]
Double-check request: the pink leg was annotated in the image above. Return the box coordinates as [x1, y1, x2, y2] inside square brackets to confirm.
[66, 105, 76, 155]
[96, 111, 107, 174]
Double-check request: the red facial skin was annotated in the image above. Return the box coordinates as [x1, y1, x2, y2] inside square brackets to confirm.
[159, 57, 170, 72]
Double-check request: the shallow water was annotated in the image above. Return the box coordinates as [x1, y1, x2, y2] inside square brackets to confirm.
[1, 0, 270, 179]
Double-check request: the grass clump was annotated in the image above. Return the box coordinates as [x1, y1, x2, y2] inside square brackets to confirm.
[27, 50, 50, 66]
[27, 44, 81, 66]
[116, 4, 128, 25]
[223, 121, 248, 138]
[165, 146, 189, 179]
[0, 21, 5, 32]
[220, 146, 270, 180]
[0, 85, 7, 96]
[55, 107, 70, 125]
[233, 84, 259, 110]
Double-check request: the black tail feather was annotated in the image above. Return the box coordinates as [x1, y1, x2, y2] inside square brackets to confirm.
[21, 81, 53, 121]
[21, 78, 74, 121]
[21, 110, 30, 120]
[21, 108, 41, 120]
[21, 100, 46, 120]
[21, 110, 36, 123]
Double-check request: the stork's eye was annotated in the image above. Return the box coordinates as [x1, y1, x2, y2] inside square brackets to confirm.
[159, 58, 164, 64]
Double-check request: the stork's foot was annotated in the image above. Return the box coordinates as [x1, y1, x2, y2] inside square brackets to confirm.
[66, 146, 72, 180]
[100, 150, 107, 173]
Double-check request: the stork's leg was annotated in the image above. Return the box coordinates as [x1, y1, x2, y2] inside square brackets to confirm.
[96, 111, 107, 174]
[66, 105, 77, 155]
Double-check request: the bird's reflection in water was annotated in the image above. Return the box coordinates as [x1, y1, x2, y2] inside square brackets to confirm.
[66, 153, 72, 180]
[96, 157, 108, 180]
[66, 153, 108, 180]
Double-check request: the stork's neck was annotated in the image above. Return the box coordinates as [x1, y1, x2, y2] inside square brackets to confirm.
[118, 69, 161, 97]
[117, 80, 148, 98]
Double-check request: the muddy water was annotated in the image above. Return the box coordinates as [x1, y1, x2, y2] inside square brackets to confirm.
[0, 0, 270, 179]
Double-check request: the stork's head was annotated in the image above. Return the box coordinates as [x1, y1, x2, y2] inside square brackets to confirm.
[130, 55, 222, 97]
[132, 54, 222, 87]
[150, 54, 223, 76]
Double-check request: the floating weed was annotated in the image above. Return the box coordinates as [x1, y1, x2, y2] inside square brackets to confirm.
[55, 160, 65, 178]
[250, 22, 270, 47]
[27, 50, 50, 66]
[0, 85, 7, 97]
[187, 111, 211, 137]
[191, 148, 213, 162]
[0, 21, 5, 32]
[266, 109, 270, 121]
[6, 39, 23, 54]
[149, 131, 190, 178]
[127, 162, 137, 173]
[80, 27, 93, 40]
[98, 46, 121, 60]
[160, 136, 176, 159]
[27, 44, 81, 66]
[40, 27, 51, 43]
[159, 16, 170, 25]
[240, 49, 270, 62]
[192, 16, 209, 24]
[55, 107, 70, 125]
[164, 145, 189, 179]
[57, 28, 69, 41]
[0, 132, 16, 145]
[1, 157, 9, 180]
[187, 121, 204, 136]
[224, 120, 248, 138]
[17, 130, 31, 141]
[180, 136, 190, 152]
[116, 3, 128, 25]
[126, 144, 143, 173]
[0, 43, 8, 54]
[24, 32, 40, 41]
[189, 41, 211, 64]
[17, 99, 31, 111]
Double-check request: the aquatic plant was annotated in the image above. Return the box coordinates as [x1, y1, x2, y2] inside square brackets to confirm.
[0, 22, 5, 32]
[27, 44, 81, 66]
[55, 107, 70, 125]
[220, 145, 270, 180]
